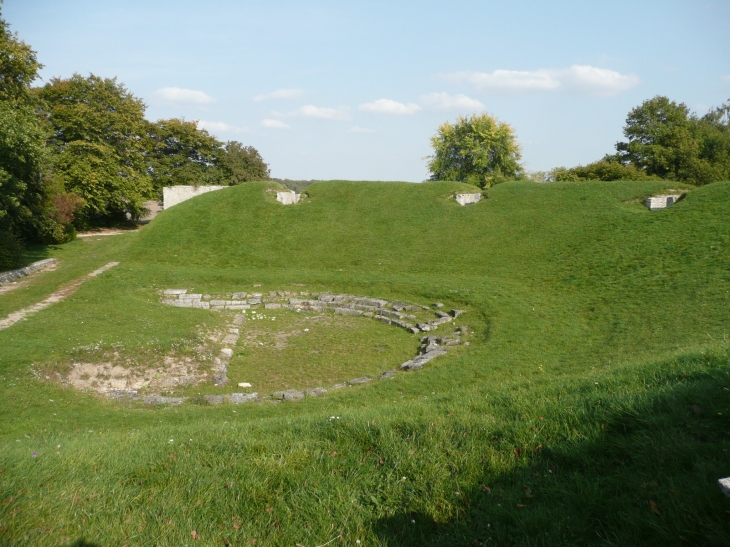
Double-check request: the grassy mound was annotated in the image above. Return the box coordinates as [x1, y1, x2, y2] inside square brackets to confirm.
[0, 180, 729, 546]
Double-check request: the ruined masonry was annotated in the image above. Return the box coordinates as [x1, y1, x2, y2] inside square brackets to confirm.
[132, 289, 469, 405]
[455, 193, 482, 206]
[646, 194, 682, 211]
[276, 191, 300, 204]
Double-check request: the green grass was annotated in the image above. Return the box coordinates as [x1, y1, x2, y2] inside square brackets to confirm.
[1, 179, 729, 546]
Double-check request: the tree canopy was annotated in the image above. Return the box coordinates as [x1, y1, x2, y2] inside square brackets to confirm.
[219, 141, 270, 184]
[427, 113, 522, 188]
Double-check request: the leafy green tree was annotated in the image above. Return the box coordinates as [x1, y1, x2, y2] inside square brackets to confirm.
[146, 118, 227, 192]
[219, 141, 270, 184]
[37, 74, 153, 227]
[615, 96, 730, 185]
[427, 113, 522, 188]
[550, 156, 660, 182]
[0, 9, 73, 268]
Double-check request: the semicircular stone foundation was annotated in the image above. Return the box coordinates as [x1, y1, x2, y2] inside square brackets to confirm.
[101, 290, 468, 405]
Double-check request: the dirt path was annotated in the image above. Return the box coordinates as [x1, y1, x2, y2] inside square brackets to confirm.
[0, 262, 119, 331]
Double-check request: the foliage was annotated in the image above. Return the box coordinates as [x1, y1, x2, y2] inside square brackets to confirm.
[427, 113, 522, 188]
[219, 140, 270, 184]
[37, 73, 153, 228]
[615, 95, 730, 185]
[550, 156, 661, 182]
[146, 118, 227, 192]
[0, 9, 73, 269]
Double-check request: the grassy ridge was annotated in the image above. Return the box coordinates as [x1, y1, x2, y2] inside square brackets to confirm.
[0, 180, 729, 546]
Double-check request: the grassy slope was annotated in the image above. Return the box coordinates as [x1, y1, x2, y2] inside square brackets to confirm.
[0, 180, 729, 546]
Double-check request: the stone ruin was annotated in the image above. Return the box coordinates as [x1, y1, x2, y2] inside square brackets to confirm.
[276, 191, 300, 204]
[645, 194, 682, 211]
[162, 185, 227, 209]
[108, 290, 468, 406]
[455, 193, 482, 206]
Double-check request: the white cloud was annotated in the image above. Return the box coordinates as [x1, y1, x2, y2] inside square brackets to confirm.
[441, 65, 639, 96]
[359, 99, 422, 115]
[348, 126, 376, 133]
[198, 120, 249, 134]
[253, 88, 304, 102]
[295, 104, 351, 121]
[420, 92, 484, 111]
[261, 118, 291, 129]
[154, 87, 216, 104]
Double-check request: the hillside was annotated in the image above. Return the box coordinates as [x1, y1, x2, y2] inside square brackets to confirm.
[0, 180, 729, 546]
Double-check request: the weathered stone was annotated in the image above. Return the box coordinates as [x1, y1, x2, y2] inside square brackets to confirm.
[212, 371, 229, 386]
[233, 314, 246, 325]
[432, 302, 444, 308]
[400, 347, 447, 370]
[163, 289, 187, 295]
[399, 359, 422, 371]
[391, 302, 408, 311]
[237, 382, 252, 388]
[408, 327, 420, 334]
[163, 185, 227, 209]
[435, 310, 450, 318]
[380, 370, 396, 379]
[306, 387, 327, 397]
[200, 302, 210, 309]
[205, 395, 225, 405]
[646, 194, 682, 211]
[352, 297, 388, 307]
[441, 336, 461, 346]
[247, 299, 262, 305]
[144, 396, 186, 405]
[332, 383, 348, 389]
[222, 334, 239, 345]
[430, 316, 452, 326]
[335, 307, 362, 316]
[264, 303, 282, 309]
[363, 312, 375, 318]
[228, 392, 258, 404]
[450, 309, 465, 318]
[416, 323, 431, 332]
[271, 389, 305, 401]
[161, 299, 177, 306]
[455, 193, 482, 206]
[276, 191, 300, 205]
[377, 309, 401, 319]
[107, 389, 138, 400]
[348, 376, 371, 385]
[251, 292, 263, 298]
[375, 316, 392, 325]
[179, 293, 203, 300]
[318, 293, 335, 302]
[289, 298, 303, 305]
[353, 304, 378, 312]
[210, 300, 227, 306]
[220, 348, 234, 360]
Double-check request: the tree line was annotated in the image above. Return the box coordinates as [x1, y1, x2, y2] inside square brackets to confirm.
[427, 98, 730, 187]
[0, 10, 269, 269]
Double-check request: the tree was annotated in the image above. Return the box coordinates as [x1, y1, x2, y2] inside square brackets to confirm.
[550, 156, 660, 182]
[0, 9, 73, 269]
[427, 113, 522, 188]
[37, 74, 153, 227]
[146, 118, 227, 192]
[219, 141, 270, 184]
[615, 95, 730, 185]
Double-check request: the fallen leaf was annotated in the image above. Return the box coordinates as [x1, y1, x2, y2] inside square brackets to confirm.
[165, 519, 171, 525]
[513, 448, 520, 459]
[330, 451, 338, 456]
[539, 416, 544, 420]
[191, 530, 200, 540]
[649, 500, 660, 515]
[233, 524, 241, 530]
[265, 506, 273, 513]
[669, 489, 678, 495]
[692, 404, 702, 416]
[534, 444, 542, 452]
[516, 504, 527, 508]
[482, 486, 492, 494]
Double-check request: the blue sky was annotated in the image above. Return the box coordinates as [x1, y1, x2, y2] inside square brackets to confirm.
[6, 0, 730, 181]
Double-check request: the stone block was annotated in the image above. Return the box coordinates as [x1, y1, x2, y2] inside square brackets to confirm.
[222, 334, 239, 345]
[377, 309, 401, 319]
[265, 303, 282, 309]
[335, 307, 362, 316]
[233, 314, 246, 325]
[430, 316, 453, 326]
[164, 289, 187, 295]
[220, 348, 234, 359]
[450, 309, 465, 318]
[306, 387, 327, 397]
[247, 299, 262, 305]
[380, 370, 396, 379]
[200, 302, 210, 309]
[163, 185, 227, 209]
[646, 194, 682, 211]
[228, 393, 258, 404]
[375, 316, 392, 325]
[271, 389, 305, 401]
[144, 396, 186, 405]
[232, 292, 247, 299]
[205, 395, 224, 405]
[276, 191, 300, 205]
[347, 376, 371, 385]
[435, 310, 450, 318]
[210, 300, 227, 306]
[416, 323, 431, 331]
[174, 300, 193, 308]
[455, 193, 482, 206]
[179, 293, 203, 300]
[226, 304, 249, 310]
[107, 390, 138, 400]
[433, 302, 444, 308]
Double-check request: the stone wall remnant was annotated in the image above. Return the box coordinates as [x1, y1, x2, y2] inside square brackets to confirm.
[163, 185, 227, 209]
[455, 193, 482, 206]
[0, 258, 57, 286]
[276, 191, 301, 205]
[645, 194, 681, 211]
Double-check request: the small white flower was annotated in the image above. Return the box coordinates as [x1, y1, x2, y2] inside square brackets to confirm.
[169, 439, 174, 443]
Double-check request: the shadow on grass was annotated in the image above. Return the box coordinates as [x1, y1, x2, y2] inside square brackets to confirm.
[374, 362, 730, 546]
